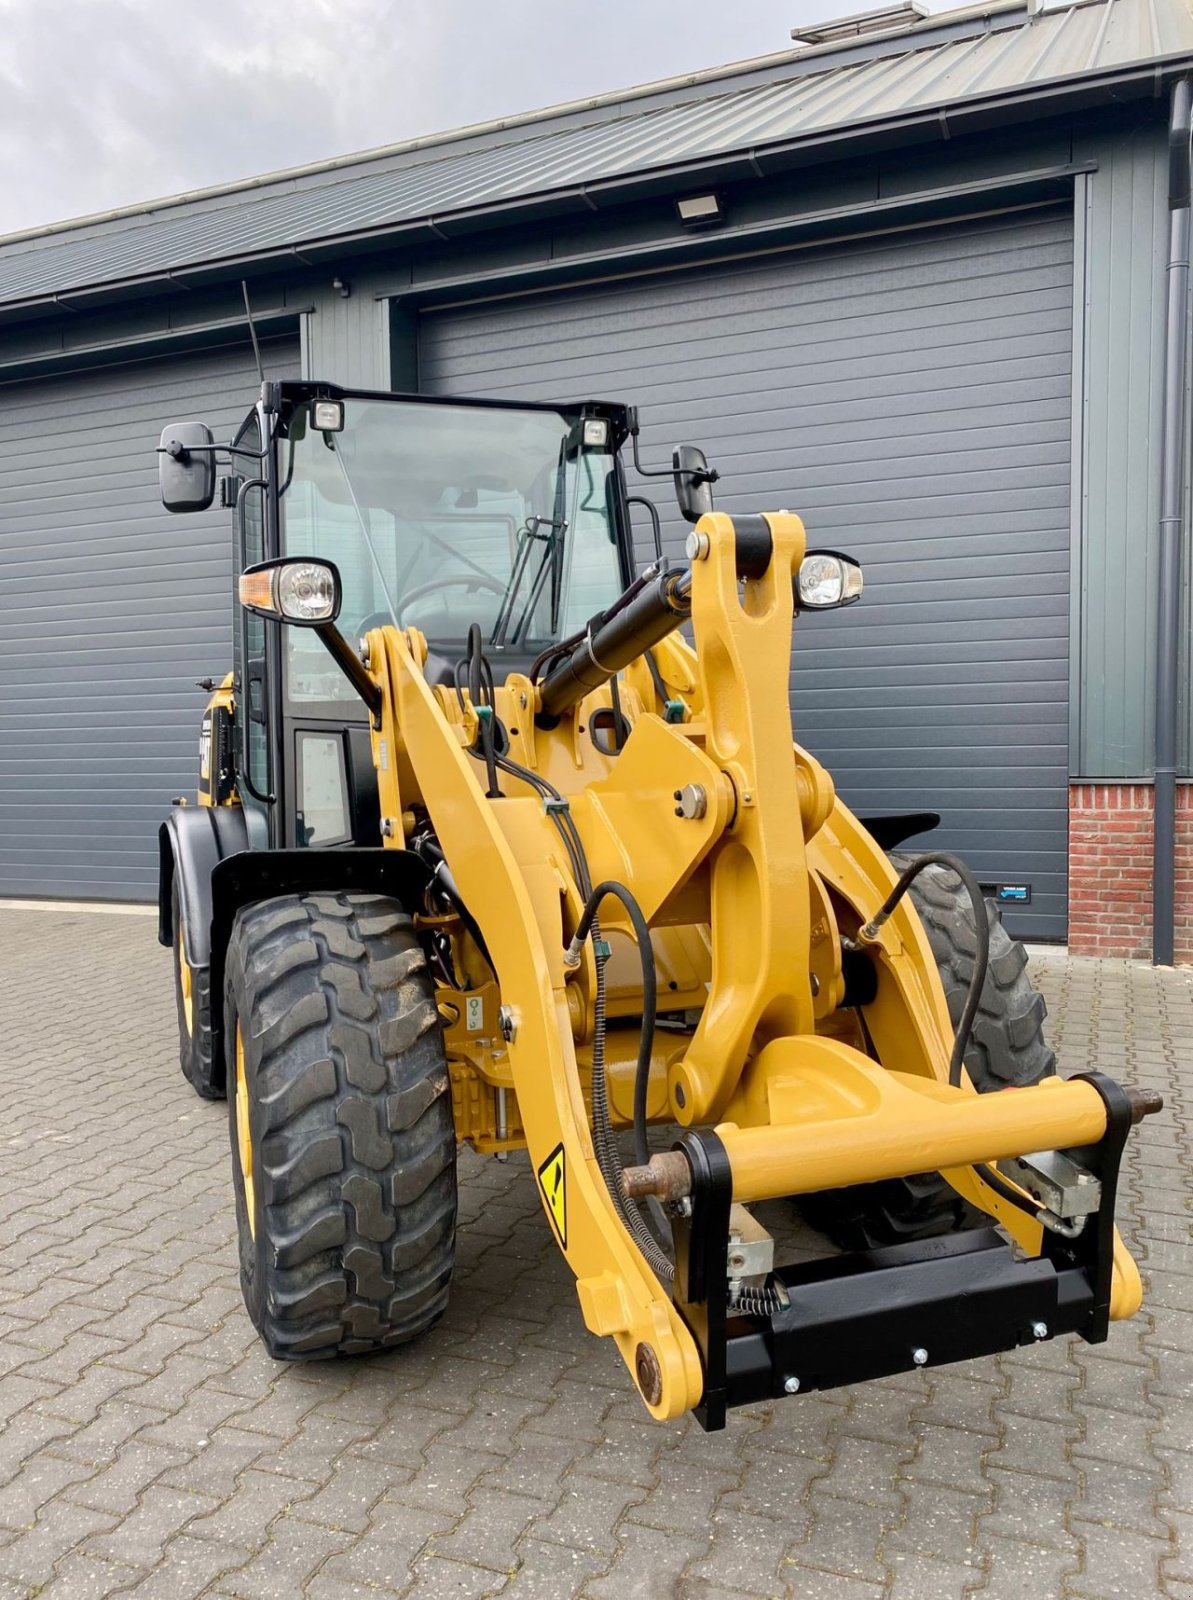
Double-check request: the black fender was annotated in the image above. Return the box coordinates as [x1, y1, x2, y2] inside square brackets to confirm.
[208, 847, 432, 1063]
[856, 812, 941, 852]
[159, 805, 250, 970]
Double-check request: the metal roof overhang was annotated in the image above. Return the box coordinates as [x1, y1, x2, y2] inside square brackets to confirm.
[0, 51, 1185, 329]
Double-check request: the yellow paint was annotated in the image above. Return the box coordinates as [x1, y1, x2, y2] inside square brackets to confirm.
[235, 1026, 256, 1241]
[177, 913, 193, 1036]
[257, 507, 1147, 1413]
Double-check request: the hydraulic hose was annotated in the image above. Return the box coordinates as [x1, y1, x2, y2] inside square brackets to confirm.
[567, 880, 657, 1169]
[857, 849, 1037, 1221]
[857, 851, 989, 1091]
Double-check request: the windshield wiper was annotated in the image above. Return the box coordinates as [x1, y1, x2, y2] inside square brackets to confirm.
[490, 513, 568, 648]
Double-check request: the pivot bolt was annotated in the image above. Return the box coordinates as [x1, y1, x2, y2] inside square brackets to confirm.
[675, 784, 707, 821]
[685, 530, 710, 561]
[912, 1347, 929, 1367]
[380, 817, 397, 839]
[498, 1006, 517, 1043]
[1032, 1321, 1049, 1341]
[784, 1376, 801, 1394]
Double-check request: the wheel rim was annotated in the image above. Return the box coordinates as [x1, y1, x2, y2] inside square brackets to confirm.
[235, 1025, 257, 1239]
[177, 915, 193, 1036]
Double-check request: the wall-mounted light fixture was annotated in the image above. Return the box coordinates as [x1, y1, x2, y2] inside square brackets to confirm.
[675, 192, 724, 228]
[332, 277, 351, 299]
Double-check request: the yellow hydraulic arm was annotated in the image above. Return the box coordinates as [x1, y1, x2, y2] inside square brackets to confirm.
[359, 508, 1152, 1423]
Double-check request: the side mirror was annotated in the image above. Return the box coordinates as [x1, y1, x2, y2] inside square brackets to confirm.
[238, 558, 342, 626]
[158, 422, 216, 512]
[797, 550, 864, 610]
[672, 444, 717, 525]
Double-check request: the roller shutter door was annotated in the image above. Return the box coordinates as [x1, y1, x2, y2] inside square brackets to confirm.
[0, 338, 299, 900]
[418, 210, 1073, 937]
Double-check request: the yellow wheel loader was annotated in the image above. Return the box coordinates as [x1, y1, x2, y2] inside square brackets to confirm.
[157, 380, 1159, 1427]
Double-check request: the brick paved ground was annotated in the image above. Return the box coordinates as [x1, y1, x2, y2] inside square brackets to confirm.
[0, 906, 1189, 1599]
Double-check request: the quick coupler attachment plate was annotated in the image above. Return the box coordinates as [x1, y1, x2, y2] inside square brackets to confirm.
[722, 1229, 1090, 1407]
[669, 1072, 1141, 1431]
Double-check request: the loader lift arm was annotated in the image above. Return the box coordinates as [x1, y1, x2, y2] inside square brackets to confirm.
[355, 507, 1155, 1424]
[155, 379, 1160, 1429]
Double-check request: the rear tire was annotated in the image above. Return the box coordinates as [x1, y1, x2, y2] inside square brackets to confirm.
[172, 881, 222, 1100]
[225, 891, 456, 1359]
[800, 855, 1056, 1251]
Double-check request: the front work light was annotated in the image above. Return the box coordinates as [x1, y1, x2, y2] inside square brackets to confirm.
[312, 398, 345, 432]
[582, 418, 610, 448]
[797, 551, 864, 610]
[238, 558, 342, 625]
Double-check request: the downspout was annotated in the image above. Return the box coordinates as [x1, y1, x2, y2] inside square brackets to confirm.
[1153, 75, 1192, 966]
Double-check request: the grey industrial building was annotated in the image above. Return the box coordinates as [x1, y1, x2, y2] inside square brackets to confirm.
[1, 0, 1190, 958]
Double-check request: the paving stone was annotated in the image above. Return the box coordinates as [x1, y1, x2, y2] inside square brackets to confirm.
[969, 1537, 1078, 1598]
[214, 1513, 356, 1598]
[532, 1477, 648, 1556]
[791, 1494, 893, 1585]
[682, 1506, 795, 1596]
[85, 1483, 220, 1569]
[979, 1466, 1079, 1551]
[583, 1522, 709, 1600]
[401, 1553, 507, 1598]
[431, 1486, 541, 1573]
[885, 1481, 988, 1567]
[0, 913, 1188, 1600]
[885, 1551, 980, 1600]
[500, 1537, 607, 1600]
[117, 1533, 252, 1598]
[1067, 1521, 1172, 1599]
[1072, 1458, 1170, 1538]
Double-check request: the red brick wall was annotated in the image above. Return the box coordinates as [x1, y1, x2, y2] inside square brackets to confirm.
[1068, 783, 1193, 963]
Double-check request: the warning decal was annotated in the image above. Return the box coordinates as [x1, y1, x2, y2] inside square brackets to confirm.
[537, 1143, 567, 1250]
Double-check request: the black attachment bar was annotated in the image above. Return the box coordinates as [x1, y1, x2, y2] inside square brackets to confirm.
[670, 1130, 732, 1432]
[671, 1071, 1138, 1431]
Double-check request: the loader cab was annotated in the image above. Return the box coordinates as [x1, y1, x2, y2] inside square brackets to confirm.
[223, 382, 637, 852]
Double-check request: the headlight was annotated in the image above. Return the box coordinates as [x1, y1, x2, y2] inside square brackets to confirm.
[277, 562, 339, 622]
[238, 558, 342, 626]
[797, 551, 864, 610]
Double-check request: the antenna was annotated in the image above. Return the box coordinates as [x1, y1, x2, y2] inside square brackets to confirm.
[241, 280, 265, 384]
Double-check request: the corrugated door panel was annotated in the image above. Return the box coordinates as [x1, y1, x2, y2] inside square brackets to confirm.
[419, 210, 1073, 936]
[0, 338, 299, 900]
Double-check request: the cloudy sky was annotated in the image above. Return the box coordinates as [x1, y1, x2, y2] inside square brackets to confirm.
[0, 0, 935, 237]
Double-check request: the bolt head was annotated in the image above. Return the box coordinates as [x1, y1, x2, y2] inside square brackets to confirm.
[783, 1375, 801, 1394]
[1032, 1321, 1049, 1341]
[498, 1005, 517, 1043]
[912, 1347, 929, 1367]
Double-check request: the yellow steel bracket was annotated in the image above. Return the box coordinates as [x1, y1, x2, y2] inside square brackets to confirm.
[673, 511, 815, 1123]
[371, 624, 704, 1418]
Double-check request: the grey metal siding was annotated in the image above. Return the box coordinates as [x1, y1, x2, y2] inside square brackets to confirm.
[0, 337, 299, 900]
[419, 209, 1073, 935]
[1071, 120, 1190, 778]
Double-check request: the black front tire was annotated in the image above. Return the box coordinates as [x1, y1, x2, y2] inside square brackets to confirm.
[800, 855, 1056, 1251]
[172, 880, 222, 1100]
[225, 891, 456, 1359]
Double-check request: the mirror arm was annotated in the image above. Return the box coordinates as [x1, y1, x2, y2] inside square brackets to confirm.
[625, 406, 675, 481]
[315, 623, 383, 727]
[626, 495, 664, 563]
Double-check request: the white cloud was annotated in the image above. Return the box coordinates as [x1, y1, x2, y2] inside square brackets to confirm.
[0, 0, 855, 234]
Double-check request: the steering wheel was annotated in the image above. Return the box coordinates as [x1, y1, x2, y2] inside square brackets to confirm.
[392, 573, 507, 626]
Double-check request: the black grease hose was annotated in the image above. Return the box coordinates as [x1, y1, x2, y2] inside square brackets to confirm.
[569, 881, 657, 1169]
[858, 849, 1038, 1220]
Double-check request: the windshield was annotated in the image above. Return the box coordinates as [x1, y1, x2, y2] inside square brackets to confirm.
[278, 396, 625, 703]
